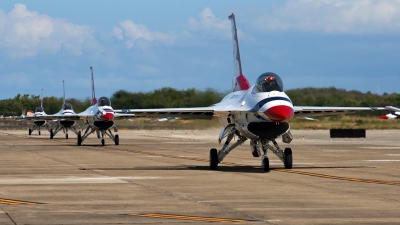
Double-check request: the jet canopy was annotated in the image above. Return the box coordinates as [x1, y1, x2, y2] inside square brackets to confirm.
[35, 106, 44, 113]
[255, 72, 284, 92]
[62, 103, 73, 110]
[98, 97, 111, 107]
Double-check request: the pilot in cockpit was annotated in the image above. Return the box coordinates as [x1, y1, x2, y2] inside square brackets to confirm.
[99, 97, 109, 106]
[265, 76, 277, 89]
[35, 107, 43, 113]
[256, 72, 283, 92]
[63, 103, 72, 110]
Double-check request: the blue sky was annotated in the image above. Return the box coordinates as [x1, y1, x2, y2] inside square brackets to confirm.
[1, 0, 400, 100]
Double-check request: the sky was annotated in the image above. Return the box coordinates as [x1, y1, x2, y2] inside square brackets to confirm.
[1, 0, 400, 100]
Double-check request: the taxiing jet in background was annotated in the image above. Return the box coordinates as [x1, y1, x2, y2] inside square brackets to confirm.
[29, 67, 136, 146]
[27, 89, 51, 135]
[116, 13, 387, 171]
[379, 106, 400, 119]
[49, 81, 80, 139]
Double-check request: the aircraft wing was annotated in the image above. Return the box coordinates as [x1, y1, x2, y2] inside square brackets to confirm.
[115, 106, 387, 121]
[114, 113, 137, 119]
[294, 106, 386, 117]
[25, 112, 137, 120]
[114, 107, 215, 120]
[385, 106, 400, 111]
[24, 114, 81, 120]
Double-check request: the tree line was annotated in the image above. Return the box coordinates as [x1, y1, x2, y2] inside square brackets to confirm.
[1, 87, 399, 117]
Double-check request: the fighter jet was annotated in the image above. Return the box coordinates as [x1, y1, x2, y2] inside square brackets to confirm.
[49, 81, 80, 139]
[115, 13, 387, 171]
[30, 67, 136, 146]
[27, 89, 52, 135]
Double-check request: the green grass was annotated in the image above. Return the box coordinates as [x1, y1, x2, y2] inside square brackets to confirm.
[115, 118, 221, 130]
[116, 115, 399, 130]
[290, 115, 399, 130]
[3, 115, 398, 130]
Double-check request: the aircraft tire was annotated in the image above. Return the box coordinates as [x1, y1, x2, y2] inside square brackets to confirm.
[101, 139, 105, 146]
[50, 129, 54, 139]
[209, 148, 218, 170]
[39, 131, 41, 135]
[115, 135, 119, 145]
[29, 129, 32, 135]
[262, 157, 270, 172]
[284, 148, 293, 169]
[77, 132, 82, 146]
[66, 134, 68, 139]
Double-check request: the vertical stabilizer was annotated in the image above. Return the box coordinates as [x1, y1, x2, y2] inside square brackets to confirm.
[40, 88, 44, 108]
[229, 13, 250, 92]
[62, 80, 66, 105]
[90, 66, 97, 105]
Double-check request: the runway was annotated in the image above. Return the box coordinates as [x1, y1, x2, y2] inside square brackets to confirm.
[0, 129, 399, 224]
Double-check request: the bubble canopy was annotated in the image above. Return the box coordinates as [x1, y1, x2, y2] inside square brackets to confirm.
[255, 72, 284, 92]
[98, 97, 111, 107]
[35, 107, 44, 113]
[62, 103, 73, 110]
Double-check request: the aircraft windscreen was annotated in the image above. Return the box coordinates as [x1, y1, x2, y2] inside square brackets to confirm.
[63, 103, 73, 110]
[98, 97, 111, 106]
[255, 72, 284, 92]
[35, 107, 44, 113]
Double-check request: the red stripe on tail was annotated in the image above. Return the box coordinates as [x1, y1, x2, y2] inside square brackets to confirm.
[235, 74, 250, 91]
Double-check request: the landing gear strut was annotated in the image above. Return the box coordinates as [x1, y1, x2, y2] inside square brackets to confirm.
[78, 122, 119, 146]
[210, 126, 293, 171]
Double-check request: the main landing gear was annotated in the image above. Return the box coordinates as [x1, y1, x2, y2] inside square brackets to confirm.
[210, 126, 293, 172]
[209, 148, 218, 170]
[210, 125, 247, 170]
[78, 121, 119, 146]
[77, 131, 82, 146]
[50, 122, 80, 139]
[29, 123, 51, 136]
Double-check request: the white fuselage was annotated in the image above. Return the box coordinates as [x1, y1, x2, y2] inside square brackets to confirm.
[80, 105, 116, 124]
[55, 109, 76, 121]
[211, 85, 294, 139]
[213, 85, 293, 126]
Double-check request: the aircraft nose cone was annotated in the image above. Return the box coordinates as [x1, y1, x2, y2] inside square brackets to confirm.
[379, 115, 388, 120]
[101, 112, 114, 121]
[264, 105, 294, 122]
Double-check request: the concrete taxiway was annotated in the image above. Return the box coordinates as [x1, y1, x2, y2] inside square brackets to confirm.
[0, 129, 399, 224]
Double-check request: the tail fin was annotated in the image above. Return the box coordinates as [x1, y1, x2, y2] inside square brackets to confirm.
[229, 13, 250, 92]
[40, 88, 44, 108]
[90, 66, 97, 105]
[62, 80, 66, 105]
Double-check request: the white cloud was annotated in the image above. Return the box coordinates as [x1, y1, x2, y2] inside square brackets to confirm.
[0, 4, 94, 57]
[257, 0, 400, 33]
[185, 8, 254, 42]
[113, 20, 177, 49]
[187, 7, 230, 31]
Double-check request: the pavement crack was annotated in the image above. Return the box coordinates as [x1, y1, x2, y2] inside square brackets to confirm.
[0, 206, 17, 225]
